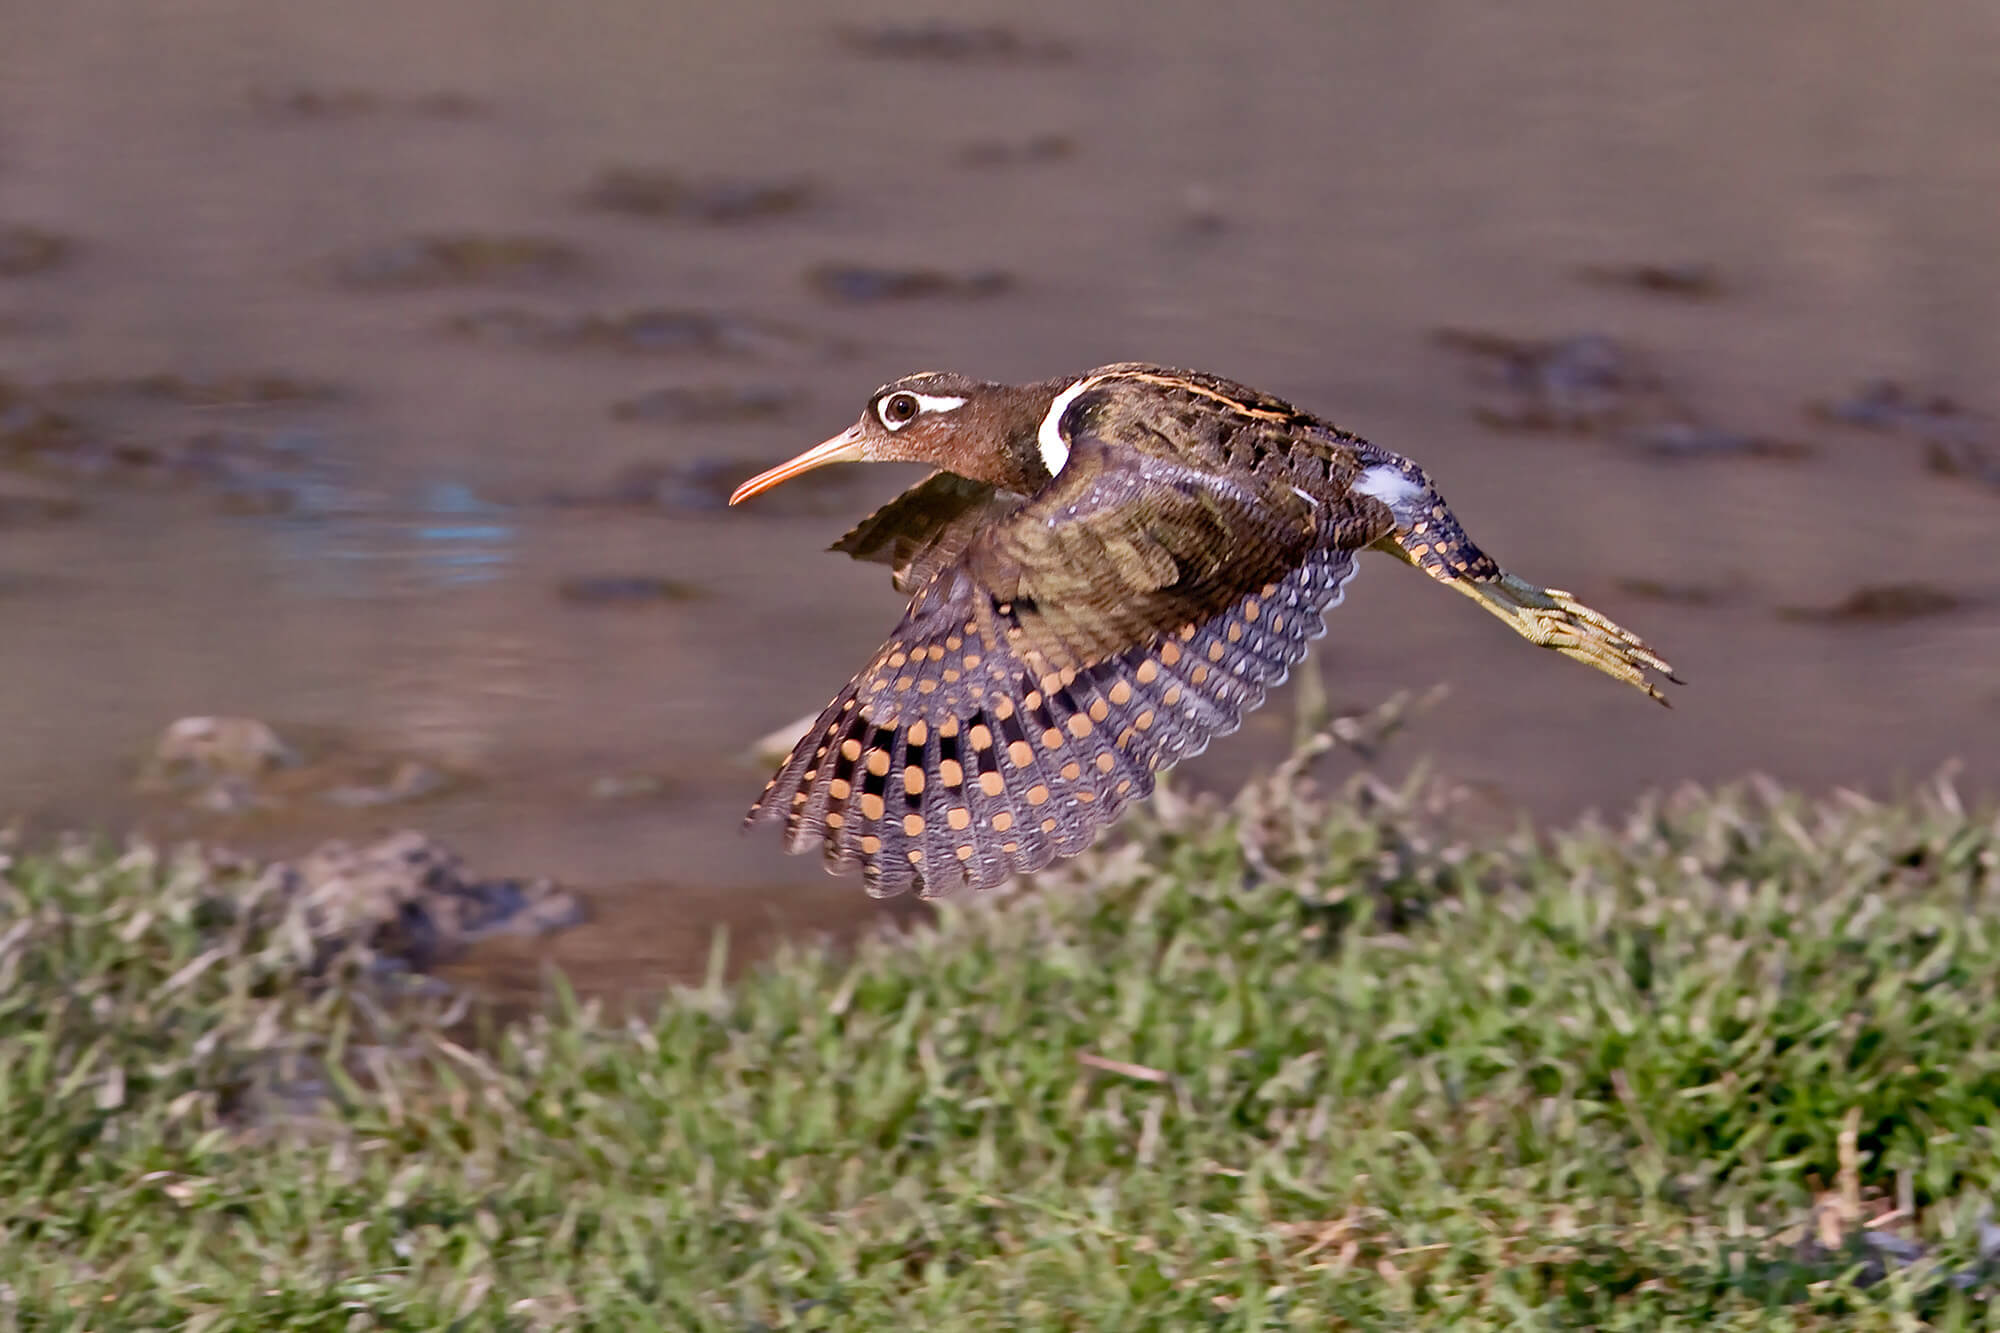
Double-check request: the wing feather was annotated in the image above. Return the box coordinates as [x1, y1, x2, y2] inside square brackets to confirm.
[829, 471, 1019, 593]
[747, 426, 1390, 897]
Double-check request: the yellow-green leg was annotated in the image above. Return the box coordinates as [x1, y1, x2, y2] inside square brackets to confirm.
[1370, 528, 1681, 707]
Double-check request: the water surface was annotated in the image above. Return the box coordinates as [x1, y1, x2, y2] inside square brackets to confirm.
[4, 0, 1997, 1000]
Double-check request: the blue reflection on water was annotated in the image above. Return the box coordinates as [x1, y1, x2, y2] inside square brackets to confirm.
[256, 473, 519, 596]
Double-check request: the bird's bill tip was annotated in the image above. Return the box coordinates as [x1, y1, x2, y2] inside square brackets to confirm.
[728, 426, 868, 505]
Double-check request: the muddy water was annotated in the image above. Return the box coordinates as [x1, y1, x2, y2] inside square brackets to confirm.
[4, 0, 1998, 1003]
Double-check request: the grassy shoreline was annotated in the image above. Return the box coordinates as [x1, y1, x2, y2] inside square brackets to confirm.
[4, 756, 1999, 1330]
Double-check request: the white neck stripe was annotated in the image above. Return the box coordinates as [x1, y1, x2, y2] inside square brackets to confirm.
[1037, 380, 1089, 477]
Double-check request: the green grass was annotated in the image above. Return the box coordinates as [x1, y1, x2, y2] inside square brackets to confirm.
[4, 753, 2000, 1330]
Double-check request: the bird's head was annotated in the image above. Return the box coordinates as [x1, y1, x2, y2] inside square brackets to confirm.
[728, 371, 1075, 504]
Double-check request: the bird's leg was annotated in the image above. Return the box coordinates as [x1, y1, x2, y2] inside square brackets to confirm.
[1364, 480, 1680, 705]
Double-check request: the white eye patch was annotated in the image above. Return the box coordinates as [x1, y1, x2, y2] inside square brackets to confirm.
[877, 392, 968, 430]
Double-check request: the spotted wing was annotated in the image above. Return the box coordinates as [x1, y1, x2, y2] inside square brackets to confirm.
[748, 436, 1392, 898]
[829, 472, 1020, 593]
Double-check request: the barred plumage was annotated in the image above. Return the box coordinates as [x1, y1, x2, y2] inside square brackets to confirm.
[748, 546, 1361, 897]
[731, 363, 1680, 898]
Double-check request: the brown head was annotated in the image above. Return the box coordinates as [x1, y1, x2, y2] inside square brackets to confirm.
[727, 371, 1072, 505]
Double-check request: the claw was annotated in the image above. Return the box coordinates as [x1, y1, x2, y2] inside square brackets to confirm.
[1463, 574, 1679, 705]
[1366, 507, 1679, 705]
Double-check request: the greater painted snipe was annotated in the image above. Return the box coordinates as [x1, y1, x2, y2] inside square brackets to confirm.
[729, 363, 1679, 897]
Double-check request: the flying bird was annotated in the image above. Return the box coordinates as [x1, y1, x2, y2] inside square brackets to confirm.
[729, 363, 1678, 897]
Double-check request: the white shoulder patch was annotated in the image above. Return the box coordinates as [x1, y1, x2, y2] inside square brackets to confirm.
[1037, 379, 1089, 477]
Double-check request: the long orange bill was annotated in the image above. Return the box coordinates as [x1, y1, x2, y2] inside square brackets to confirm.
[728, 425, 867, 505]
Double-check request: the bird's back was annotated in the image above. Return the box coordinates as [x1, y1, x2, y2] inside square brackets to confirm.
[1070, 362, 1377, 501]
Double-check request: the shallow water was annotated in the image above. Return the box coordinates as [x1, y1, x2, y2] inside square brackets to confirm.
[4, 0, 1998, 1002]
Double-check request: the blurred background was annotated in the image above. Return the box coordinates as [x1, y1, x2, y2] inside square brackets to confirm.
[3, 0, 1997, 999]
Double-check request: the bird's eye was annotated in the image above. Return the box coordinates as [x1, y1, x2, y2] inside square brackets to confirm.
[877, 392, 921, 429]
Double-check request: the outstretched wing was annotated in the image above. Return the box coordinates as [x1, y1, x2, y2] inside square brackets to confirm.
[829, 471, 1019, 593]
[748, 432, 1394, 897]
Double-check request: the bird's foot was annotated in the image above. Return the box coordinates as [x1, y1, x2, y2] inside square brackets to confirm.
[1466, 574, 1681, 705]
